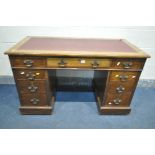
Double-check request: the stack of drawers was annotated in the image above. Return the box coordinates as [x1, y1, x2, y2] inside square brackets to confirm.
[101, 58, 145, 114]
[10, 56, 53, 114]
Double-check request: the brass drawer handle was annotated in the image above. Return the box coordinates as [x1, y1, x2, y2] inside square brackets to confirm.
[116, 86, 125, 93]
[23, 60, 34, 67]
[25, 72, 36, 80]
[30, 98, 40, 105]
[28, 85, 38, 93]
[91, 60, 99, 69]
[122, 62, 133, 69]
[119, 75, 128, 82]
[58, 59, 67, 67]
[113, 98, 122, 105]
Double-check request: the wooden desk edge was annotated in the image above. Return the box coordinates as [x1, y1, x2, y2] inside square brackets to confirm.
[4, 36, 150, 59]
[4, 51, 150, 58]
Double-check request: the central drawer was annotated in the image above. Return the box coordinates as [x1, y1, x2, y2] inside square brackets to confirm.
[47, 58, 112, 68]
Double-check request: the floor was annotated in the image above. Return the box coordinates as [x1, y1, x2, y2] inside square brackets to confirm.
[0, 84, 155, 129]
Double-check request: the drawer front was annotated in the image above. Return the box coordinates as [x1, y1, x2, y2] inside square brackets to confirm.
[107, 81, 136, 94]
[16, 80, 47, 94]
[105, 92, 132, 107]
[10, 56, 46, 68]
[20, 93, 48, 106]
[110, 71, 140, 82]
[47, 58, 111, 68]
[113, 59, 145, 69]
[13, 69, 46, 80]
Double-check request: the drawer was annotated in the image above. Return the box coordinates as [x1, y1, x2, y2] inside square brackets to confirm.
[47, 58, 112, 68]
[107, 81, 136, 94]
[20, 93, 48, 106]
[13, 69, 46, 80]
[110, 71, 140, 82]
[16, 80, 47, 93]
[105, 92, 132, 107]
[113, 59, 145, 69]
[10, 56, 46, 68]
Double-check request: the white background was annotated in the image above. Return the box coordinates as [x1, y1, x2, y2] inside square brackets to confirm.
[0, 26, 154, 79]
[0, 0, 155, 155]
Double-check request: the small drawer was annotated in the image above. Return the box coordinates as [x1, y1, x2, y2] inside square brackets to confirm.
[105, 92, 132, 107]
[20, 93, 48, 106]
[10, 56, 46, 68]
[13, 69, 46, 80]
[110, 71, 140, 82]
[113, 59, 145, 70]
[107, 81, 136, 94]
[47, 58, 111, 68]
[16, 80, 47, 93]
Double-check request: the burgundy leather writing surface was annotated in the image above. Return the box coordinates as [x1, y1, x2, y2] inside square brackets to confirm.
[18, 38, 136, 52]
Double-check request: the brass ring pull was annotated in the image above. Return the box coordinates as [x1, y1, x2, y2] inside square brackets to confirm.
[91, 60, 99, 69]
[25, 72, 36, 80]
[28, 85, 38, 93]
[23, 60, 34, 67]
[113, 98, 122, 105]
[119, 75, 128, 82]
[116, 86, 125, 93]
[58, 59, 67, 67]
[30, 98, 40, 105]
[122, 62, 133, 69]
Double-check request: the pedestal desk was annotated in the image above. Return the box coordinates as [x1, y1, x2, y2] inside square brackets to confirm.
[5, 37, 150, 115]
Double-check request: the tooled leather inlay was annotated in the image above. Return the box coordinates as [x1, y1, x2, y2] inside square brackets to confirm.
[18, 38, 137, 52]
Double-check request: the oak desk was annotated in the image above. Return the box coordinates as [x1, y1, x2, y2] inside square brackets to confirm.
[5, 37, 150, 115]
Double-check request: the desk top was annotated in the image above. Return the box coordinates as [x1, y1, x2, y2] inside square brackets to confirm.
[5, 36, 150, 58]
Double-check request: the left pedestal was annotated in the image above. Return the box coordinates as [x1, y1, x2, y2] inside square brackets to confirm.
[10, 56, 55, 115]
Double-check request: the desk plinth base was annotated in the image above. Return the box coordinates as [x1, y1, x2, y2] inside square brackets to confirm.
[20, 106, 52, 115]
[98, 106, 131, 115]
[20, 96, 55, 115]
